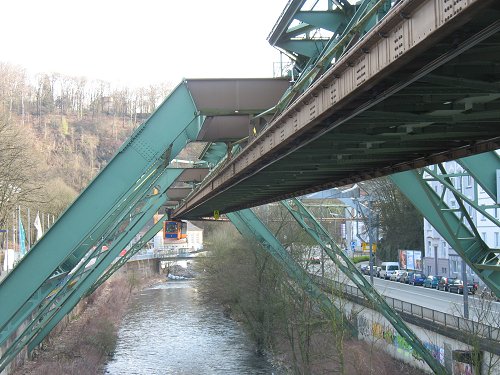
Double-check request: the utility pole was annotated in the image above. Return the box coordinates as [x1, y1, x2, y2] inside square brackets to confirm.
[368, 199, 374, 285]
[462, 260, 469, 319]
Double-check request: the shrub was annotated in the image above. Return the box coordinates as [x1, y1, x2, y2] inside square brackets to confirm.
[352, 255, 370, 264]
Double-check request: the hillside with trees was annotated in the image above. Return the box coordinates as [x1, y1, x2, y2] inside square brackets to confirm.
[0, 61, 173, 241]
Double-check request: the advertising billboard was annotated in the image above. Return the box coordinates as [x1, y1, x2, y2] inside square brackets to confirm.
[398, 249, 422, 271]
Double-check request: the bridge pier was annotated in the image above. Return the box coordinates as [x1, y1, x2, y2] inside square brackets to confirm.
[122, 258, 161, 277]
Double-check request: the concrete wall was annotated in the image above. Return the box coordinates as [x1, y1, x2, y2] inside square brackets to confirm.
[121, 258, 160, 276]
[350, 301, 500, 374]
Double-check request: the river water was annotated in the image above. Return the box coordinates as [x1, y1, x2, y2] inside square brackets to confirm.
[105, 280, 280, 375]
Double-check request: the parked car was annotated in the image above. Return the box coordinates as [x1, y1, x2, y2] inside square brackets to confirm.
[423, 275, 442, 289]
[408, 273, 426, 286]
[399, 271, 407, 283]
[380, 262, 400, 279]
[390, 269, 405, 282]
[448, 279, 476, 294]
[359, 264, 369, 275]
[308, 257, 321, 264]
[437, 277, 455, 291]
[470, 279, 479, 293]
[400, 271, 414, 284]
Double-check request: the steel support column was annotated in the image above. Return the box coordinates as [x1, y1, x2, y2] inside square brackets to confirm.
[0, 191, 168, 371]
[0, 165, 180, 347]
[227, 209, 356, 335]
[0, 168, 183, 371]
[391, 152, 500, 297]
[25, 193, 168, 355]
[281, 198, 447, 374]
[86, 218, 167, 297]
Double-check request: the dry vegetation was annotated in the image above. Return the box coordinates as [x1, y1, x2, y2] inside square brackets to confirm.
[11, 272, 161, 375]
[195, 222, 426, 375]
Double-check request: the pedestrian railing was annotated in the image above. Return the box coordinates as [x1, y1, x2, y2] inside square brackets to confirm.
[129, 247, 193, 261]
[316, 276, 500, 342]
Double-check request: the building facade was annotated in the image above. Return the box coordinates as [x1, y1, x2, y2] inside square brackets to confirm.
[187, 222, 203, 251]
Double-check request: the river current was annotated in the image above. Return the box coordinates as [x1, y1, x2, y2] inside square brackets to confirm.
[105, 280, 280, 374]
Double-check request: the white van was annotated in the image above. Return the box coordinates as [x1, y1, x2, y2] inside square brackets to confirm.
[379, 262, 400, 279]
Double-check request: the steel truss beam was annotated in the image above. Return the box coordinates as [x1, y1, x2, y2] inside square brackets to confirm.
[280, 198, 447, 374]
[86, 218, 168, 297]
[0, 161, 168, 348]
[227, 209, 356, 335]
[0, 167, 182, 371]
[271, 0, 392, 116]
[24, 194, 167, 355]
[391, 152, 500, 297]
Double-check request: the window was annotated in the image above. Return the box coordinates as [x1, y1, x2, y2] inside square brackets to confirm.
[466, 175, 472, 187]
[480, 213, 486, 221]
[481, 232, 487, 242]
[440, 241, 446, 258]
[427, 266, 432, 275]
[495, 232, 499, 247]
[441, 267, 447, 274]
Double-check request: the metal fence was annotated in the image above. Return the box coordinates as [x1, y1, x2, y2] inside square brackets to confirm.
[326, 279, 500, 342]
[129, 247, 193, 261]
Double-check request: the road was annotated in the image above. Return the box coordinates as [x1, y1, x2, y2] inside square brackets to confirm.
[309, 260, 500, 323]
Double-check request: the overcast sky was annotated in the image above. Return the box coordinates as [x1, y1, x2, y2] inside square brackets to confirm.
[1, 0, 289, 87]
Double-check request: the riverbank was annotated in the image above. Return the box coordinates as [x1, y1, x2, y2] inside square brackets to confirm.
[11, 272, 163, 375]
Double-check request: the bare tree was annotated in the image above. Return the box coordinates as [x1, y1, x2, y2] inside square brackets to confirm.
[0, 112, 43, 241]
[364, 177, 424, 261]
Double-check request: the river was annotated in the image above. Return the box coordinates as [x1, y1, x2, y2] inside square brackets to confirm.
[105, 280, 281, 374]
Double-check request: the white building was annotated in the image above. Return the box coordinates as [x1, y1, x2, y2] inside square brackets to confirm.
[187, 222, 203, 251]
[423, 160, 499, 282]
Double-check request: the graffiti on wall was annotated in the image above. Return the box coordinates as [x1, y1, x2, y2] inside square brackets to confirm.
[358, 316, 445, 365]
[424, 342, 445, 365]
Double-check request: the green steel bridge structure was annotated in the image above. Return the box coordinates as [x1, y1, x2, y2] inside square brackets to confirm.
[1, 1, 500, 373]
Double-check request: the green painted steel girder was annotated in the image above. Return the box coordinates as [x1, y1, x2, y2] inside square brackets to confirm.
[25, 192, 169, 356]
[86, 217, 167, 297]
[294, 11, 348, 33]
[227, 209, 356, 335]
[458, 152, 500, 202]
[271, 0, 392, 117]
[422, 164, 500, 229]
[278, 40, 330, 59]
[281, 198, 447, 375]
[0, 164, 176, 347]
[280, 24, 317, 41]
[199, 142, 228, 167]
[391, 157, 500, 297]
[0, 192, 167, 371]
[0, 190, 170, 372]
[0, 82, 198, 339]
[3, 168, 182, 358]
